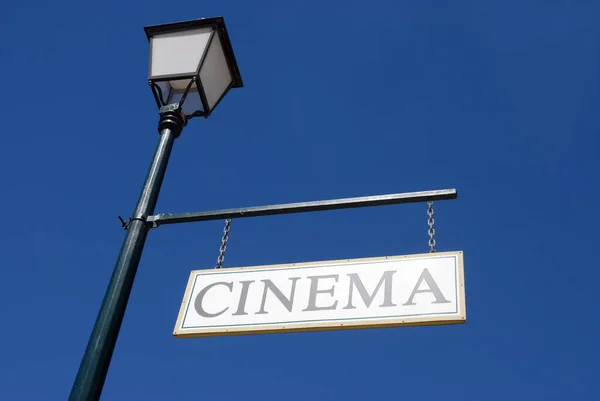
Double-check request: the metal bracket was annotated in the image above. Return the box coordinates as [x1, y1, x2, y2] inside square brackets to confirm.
[146, 188, 458, 229]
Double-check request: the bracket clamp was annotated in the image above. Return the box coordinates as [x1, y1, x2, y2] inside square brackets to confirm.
[118, 215, 148, 230]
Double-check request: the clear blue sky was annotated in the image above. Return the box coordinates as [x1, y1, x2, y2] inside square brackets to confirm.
[1, 0, 599, 400]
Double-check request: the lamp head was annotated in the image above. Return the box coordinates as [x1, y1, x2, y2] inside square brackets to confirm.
[144, 16, 243, 119]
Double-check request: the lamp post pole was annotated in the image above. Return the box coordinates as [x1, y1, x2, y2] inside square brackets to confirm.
[68, 107, 186, 401]
[69, 14, 242, 399]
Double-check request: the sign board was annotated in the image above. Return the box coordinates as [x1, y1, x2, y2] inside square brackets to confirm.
[174, 251, 466, 338]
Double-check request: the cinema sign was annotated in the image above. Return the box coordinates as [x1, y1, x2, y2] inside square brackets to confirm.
[174, 251, 465, 337]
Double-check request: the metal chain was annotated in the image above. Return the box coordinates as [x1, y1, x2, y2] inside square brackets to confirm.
[427, 201, 436, 252]
[215, 219, 232, 269]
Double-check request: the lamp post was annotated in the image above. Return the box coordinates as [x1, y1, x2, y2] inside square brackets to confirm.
[69, 17, 243, 401]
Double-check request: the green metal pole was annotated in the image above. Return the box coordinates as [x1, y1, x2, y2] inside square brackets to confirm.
[69, 109, 185, 401]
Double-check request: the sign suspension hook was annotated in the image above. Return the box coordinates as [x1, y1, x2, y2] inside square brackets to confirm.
[427, 201, 436, 252]
[215, 219, 232, 269]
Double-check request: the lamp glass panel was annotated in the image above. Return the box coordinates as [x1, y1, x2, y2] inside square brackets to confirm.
[150, 27, 213, 78]
[168, 80, 204, 115]
[169, 79, 194, 90]
[199, 32, 233, 111]
[156, 81, 170, 102]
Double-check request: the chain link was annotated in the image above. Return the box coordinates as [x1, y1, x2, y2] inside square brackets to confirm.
[215, 219, 232, 269]
[427, 201, 436, 252]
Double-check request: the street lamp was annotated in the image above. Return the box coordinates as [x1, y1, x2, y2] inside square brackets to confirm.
[146, 17, 243, 119]
[68, 16, 242, 401]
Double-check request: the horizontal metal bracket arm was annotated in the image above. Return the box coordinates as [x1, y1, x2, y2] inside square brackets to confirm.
[146, 188, 457, 228]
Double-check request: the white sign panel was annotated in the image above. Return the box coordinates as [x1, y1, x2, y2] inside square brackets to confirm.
[174, 251, 465, 337]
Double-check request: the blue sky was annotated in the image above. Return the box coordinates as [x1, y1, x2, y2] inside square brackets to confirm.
[1, 0, 599, 400]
